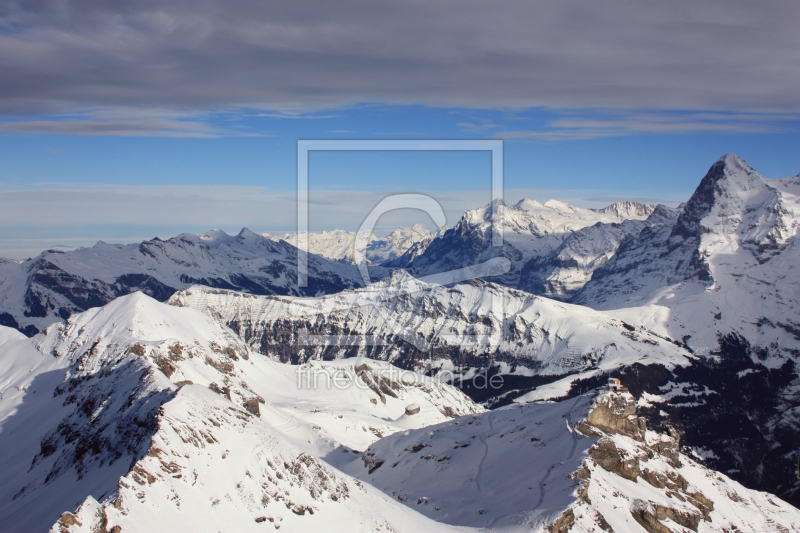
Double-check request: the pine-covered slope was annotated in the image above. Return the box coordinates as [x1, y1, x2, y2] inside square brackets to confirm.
[0, 228, 365, 337]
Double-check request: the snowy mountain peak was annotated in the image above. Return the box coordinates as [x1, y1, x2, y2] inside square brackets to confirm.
[666, 152, 797, 261]
[198, 228, 232, 242]
[236, 227, 260, 240]
[718, 151, 750, 170]
[647, 203, 680, 223]
[514, 198, 545, 210]
[593, 200, 656, 219]
[543, 198, 575, 211]
[671, 153, 764, 240]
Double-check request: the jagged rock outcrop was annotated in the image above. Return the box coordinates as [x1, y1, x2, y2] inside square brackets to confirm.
[580, 391, 647, 441]
[562, 390, 783, 533]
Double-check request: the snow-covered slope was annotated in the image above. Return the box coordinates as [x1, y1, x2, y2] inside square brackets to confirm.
[169, 274, 691, 387]
[267, 224, 434, 265]
[519, 216, 656, 299]
[575, 154, 800, 355]
[392, 199, 654, 299]
[0, 228, 365, 337]
[54, 385, 464, 533]
[0, 293, 480, 532]
[341, 390, 800, 531]
[566, 154, 800, 508]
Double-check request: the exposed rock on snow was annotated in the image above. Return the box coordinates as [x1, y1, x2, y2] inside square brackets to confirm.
[391, 198, 654, 299]
[404, 404, 421, 416]
[0, 293, 480, 532]
[580, 391, 647, 441]
[53, 386, 464, 533]
[345, 390, 800, 532]
[169, 277, 691, 381]
[0, 229, 366, 336]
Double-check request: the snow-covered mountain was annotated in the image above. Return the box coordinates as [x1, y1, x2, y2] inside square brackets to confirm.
[367, 224, 437, 264]
[563, 154, 800, 508]
[267, 224, 435, 265]
[518, 215, 660, 298]
[0, 293, 480, 532]
[340, 389, 800, 531]
[575, 154, 800, 356]
[2, 152, 800, 528]
[391, 199, 655, 299]
[0, 228, 365, 337]
[56, 386, 464, 533]
[2, 292, 797, 532]
[169, 274, 691, 396]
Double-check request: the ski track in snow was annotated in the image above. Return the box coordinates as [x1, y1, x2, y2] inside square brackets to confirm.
[474, 412, 494, 496]
[532, 395, 582, 513]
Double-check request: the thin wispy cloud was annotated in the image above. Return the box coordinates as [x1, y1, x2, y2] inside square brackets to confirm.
[457, 120, 502, 133]
[0, 118, 218, 138]
[0, 108, 264, 137]
[488, 110, 800, 141]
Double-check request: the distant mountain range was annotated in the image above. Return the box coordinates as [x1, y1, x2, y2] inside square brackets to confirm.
[266, 223, 436, 264]
[2, 153, 800, 525]
[0, 228, 367, 336]
[389, 199, 656, 299]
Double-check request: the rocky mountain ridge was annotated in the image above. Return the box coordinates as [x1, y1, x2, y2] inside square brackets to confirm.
[168, 274, 691, 379]
[340, 389, 800, 531]
[390, 199, 655, 299]
[0, 293, 481, 532]
[0, 228, 366, 337]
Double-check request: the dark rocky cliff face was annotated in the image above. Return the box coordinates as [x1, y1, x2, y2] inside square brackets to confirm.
[573, 157, 765, 308]
[566, 336, 800, 508]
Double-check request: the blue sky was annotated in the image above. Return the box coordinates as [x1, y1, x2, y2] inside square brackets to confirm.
[2, 105, 799, 259]
[1, 1, 799, 258]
